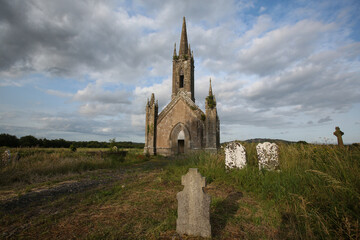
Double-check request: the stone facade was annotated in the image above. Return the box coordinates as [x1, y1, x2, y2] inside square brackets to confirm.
[144, 17, 220, 156]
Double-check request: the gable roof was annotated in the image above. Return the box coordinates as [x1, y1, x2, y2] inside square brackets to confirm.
[157, 91, 204, 124]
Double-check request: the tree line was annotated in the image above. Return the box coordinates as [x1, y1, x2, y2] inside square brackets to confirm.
[0, 133, 144, 149]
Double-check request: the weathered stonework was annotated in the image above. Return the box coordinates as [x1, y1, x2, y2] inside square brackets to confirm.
[176, 168, 211, 238]
[225, 142, 247, 169]
[333, 126, 344, 147]
[1, 150, 11, 166]
[256, 142, 279, 171]
[144, 17, 220, 156]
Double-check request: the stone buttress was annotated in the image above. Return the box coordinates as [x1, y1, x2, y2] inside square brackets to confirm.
[205, 79, 220, 151]
[144, 93, 158, 154]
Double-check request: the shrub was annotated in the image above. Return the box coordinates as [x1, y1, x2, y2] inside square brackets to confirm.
[69, 144, 77, 152]
[206, 95, 216, 108]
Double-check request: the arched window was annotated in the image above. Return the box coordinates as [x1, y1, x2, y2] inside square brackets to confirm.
[179, 75, 184, 88]
[179, 69, 184, 88]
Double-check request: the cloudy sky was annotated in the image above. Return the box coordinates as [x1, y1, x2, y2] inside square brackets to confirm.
[0, 0, 359, 144]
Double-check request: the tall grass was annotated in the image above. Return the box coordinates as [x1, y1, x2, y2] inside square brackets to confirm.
[0, 148, 145, 186]
[163, 143, 360, 239]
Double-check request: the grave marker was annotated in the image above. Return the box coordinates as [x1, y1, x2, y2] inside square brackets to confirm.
[225, 142, 247, 169]
[333, 126, 344, 147]
[176, 168, 211, 238]
[256, 142, 279, 171]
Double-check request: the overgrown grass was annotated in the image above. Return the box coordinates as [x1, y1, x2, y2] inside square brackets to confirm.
[0, 148, 146, 186]
[1, 144, 359, 239]
[162, 143, 360, 239]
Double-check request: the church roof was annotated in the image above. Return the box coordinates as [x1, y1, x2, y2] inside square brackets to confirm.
[157, 91, 204, 124]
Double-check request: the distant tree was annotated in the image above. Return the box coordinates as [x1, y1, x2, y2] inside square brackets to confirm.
[297, 141, 308, 145]
[41, 138, 51, 148]
[0, 133, 19, 147]
[20, 135, 39, 147]
[69, 144, 77, 152]
[109, 138, 116, 149]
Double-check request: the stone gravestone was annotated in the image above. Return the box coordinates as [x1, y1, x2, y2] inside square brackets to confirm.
[256, 142, 279, 171]
[2, 150, 11, 166]
[225, 141, 247, 169]
[176, 168, 211, 238]
[333, 126, 344, 147]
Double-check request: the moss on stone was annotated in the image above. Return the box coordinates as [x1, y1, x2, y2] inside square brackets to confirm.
[206, 95, 216, 109]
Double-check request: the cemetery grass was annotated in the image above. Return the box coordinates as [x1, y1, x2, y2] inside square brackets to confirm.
[0, 145, 359, 239]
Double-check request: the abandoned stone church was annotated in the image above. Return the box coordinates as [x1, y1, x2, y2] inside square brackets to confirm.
[144, 17, 220, 156]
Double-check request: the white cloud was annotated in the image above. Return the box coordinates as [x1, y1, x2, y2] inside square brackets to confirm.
[45, 89, 73, 98]
[1, 0, 359, 143]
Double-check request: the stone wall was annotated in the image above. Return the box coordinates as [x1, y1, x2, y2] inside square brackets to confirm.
[156, 96, 205, 156]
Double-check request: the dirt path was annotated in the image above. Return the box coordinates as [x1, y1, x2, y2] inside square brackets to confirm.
[1, 179, 113, 212]
[0, 158, 169, 213]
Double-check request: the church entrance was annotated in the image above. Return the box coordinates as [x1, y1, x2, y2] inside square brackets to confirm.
[178, 140, 184, 154]
[177, 130, 185, 154]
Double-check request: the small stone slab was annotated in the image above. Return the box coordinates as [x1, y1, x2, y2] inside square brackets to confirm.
[176, 168, 211, 238]
[2, 150, 11, 166]
[225, 142, 247, 169]
[256, 142, 279, 171]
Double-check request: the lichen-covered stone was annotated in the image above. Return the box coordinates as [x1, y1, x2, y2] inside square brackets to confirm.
[225, 142, 246, 169]
[1, 150, 11, 166]
[176, 168, 211, 238]
[256, 142, 279, 171]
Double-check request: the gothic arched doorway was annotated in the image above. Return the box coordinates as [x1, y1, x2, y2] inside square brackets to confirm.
[169, 123, 191, 155]
[177, 130, 185, 154]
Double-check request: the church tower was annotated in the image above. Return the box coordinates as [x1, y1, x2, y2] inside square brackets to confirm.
[172, 17, 195, 102]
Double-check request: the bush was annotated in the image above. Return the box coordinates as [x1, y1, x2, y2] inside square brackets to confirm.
[69, 144, 77, 152]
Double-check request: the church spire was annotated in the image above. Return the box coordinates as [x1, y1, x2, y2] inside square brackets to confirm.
[179, 16, 188, 56]
[209, 78, 213, 96]
[173, 43, 177, 56]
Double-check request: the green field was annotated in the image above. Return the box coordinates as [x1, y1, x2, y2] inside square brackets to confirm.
[1, 144, 359, 239]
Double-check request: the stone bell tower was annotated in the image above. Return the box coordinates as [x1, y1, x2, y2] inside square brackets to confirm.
[172, 17, 195, 102]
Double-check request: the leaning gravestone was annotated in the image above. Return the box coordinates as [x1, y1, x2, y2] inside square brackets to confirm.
[256, 142, 279, 171]
[176, 168, 211, 238]
[225, 142, 247, 169]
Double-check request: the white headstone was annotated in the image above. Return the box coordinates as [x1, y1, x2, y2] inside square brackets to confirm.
[256, 142, 279, 171]
[225, 142, 247, 169]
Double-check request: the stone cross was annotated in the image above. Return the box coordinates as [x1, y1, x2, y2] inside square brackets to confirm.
[225, 142, 247, 169]
[176, 168, 211, 238]
[256, 142, 279, 171]
[333, 126, 344, 147]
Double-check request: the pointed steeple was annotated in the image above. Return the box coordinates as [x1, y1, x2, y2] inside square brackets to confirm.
[209, 78, 213, 96]
[173, 43, 177, 56]
[179, 16, 188, 56]
[150, 93, 155, 105]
